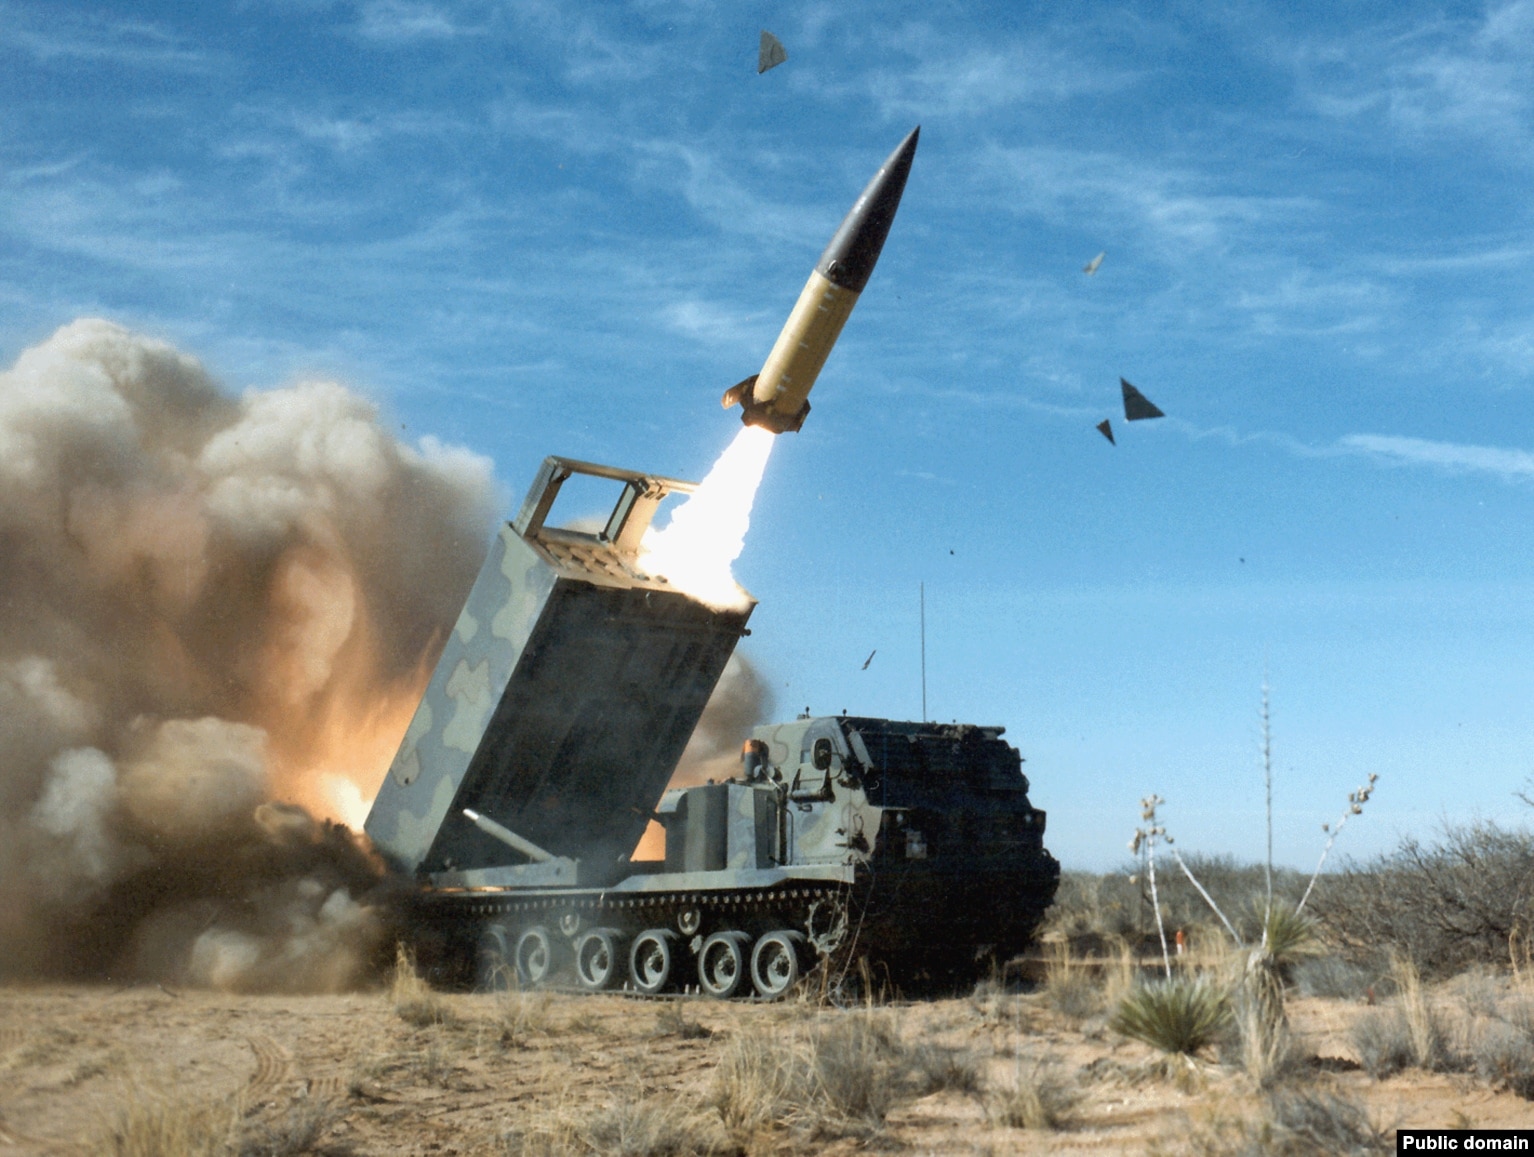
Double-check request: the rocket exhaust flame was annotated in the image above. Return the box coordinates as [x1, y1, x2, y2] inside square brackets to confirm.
[639, 425, 776, 611]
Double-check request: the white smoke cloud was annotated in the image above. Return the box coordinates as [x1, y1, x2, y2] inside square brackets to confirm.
[0, 319, 496, 990]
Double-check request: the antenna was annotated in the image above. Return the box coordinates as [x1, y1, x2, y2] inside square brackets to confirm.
[920, 581, 927, 722]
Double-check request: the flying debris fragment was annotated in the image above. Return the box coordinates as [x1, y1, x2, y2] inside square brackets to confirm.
[722, 127, 919, 433]
[1096, 419, 1115, 444]
[862, 649, 877, 670]
[1120, 378, 1164, 421]
[1083, 251, 1105, 275]
[758, 30, 787, 73]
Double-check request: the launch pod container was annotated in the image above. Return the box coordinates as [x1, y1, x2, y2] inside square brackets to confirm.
[367, 457, 1058, 996]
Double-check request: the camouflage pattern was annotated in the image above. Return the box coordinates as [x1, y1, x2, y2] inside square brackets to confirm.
[364, 457, 753, 884]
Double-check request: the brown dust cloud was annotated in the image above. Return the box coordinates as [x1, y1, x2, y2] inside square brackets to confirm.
[0, 319, 771, 993]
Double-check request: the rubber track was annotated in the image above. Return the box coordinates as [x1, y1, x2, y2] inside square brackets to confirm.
[421, 884, 842, 921]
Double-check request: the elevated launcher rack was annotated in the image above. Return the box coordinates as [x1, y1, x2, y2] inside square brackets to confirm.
[364, 457, 755, 891]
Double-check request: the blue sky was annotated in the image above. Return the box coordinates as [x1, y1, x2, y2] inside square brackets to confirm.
[6, 0, 1534, 871]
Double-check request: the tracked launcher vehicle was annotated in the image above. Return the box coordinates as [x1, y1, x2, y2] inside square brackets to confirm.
[365, 457, 1060, 997]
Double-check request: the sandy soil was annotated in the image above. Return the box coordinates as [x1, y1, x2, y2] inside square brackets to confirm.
[0, 980, 1529, 1154]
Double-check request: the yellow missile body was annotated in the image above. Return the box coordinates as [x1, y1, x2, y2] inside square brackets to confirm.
[722, 127, 919, 433]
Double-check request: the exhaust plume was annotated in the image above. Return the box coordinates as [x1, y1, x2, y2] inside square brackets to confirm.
[639, 425, 775, 610]
[0, 319, 496, 990]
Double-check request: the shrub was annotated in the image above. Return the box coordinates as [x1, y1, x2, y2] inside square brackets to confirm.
[235, 1099, 340, 1157]
[1109, 976, 1231, 1056]
[909, 1043, 984, 1098]
[1044, 871, 1141, 940]
[1312, 822, 1534, 977]
[1042, 939, 1104, 1022]
[1189, 1088, 1392, 1156]
[1471, 1019, 1534, 1099]
[984, 1060, 1079, 1130]
[1293, 955, 1376, 1000]
[1350, 1009, 1416, 1078]
[1264, 1088, 1393, 1155]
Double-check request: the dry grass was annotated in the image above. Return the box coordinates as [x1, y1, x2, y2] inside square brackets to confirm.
[984, 1058, 1079, 1130]
[1188, 1087, 1393, 1156]
[497, 989, 554, 1049]
[1391, 955, 1446, 1070]
[94, 1078, 344, 1157]
[494, 1094, 727, 1156]
[711, 1009, 980, 1145]
[1236, 950, 1298, 1088]
[1350, 957, 1456, 1077]
[1042, 939, 1104, 1021]
[652, 1003, 711, 1041]
[97, 1086, 239, 1157]
[235, 1099, 343, 1157]
[390, 944, 458, 1029]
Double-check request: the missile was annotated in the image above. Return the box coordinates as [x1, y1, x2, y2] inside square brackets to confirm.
[722, 126, 919, 433]
[461, 807, 554, 862]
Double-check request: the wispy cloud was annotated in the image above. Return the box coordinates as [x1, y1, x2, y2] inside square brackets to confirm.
[353, 0, 474, 43]
[831, 20, 1135, 121]
[633, 140, 831, 247]
[1339, 433, 1534, 480]
[977, 144, 1314, 255]
[657, 299, 770, 350]
[1294, 1, 1534, 160]
[1232, 268, 1392, 337]
[0, 2, 214, 71]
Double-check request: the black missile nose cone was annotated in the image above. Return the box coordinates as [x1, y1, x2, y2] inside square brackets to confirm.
[816, 126, 919, 293]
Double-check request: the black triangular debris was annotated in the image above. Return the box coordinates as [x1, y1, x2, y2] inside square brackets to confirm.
[1096, 419, 1115, 444]
[1121, 378, 1164, 421]
[758, 30, 787, 73]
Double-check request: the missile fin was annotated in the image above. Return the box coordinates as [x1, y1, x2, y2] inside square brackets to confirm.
[1120, 378, 1165, 420]
[1096, 418, 1115, 444]
[722, 375, 758, 409]
[758, 30, 787, 73]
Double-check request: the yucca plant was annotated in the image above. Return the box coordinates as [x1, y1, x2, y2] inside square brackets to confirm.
[1127, 680, 1381, 1086]
[1253, 899, 1321, 967]
[1109, 975, 1231, 1056]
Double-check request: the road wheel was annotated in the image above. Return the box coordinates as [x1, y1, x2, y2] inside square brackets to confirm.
[698, 931, 751, 999]
[751, 930, 805, 999]
[476, 922, 517, 991]
[574, 928, 623, 990]
[629, 929, 678, 995]
[514, 925, 559, 988]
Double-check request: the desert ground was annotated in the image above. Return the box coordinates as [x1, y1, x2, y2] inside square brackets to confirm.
[4, 952, 1533, 1156]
